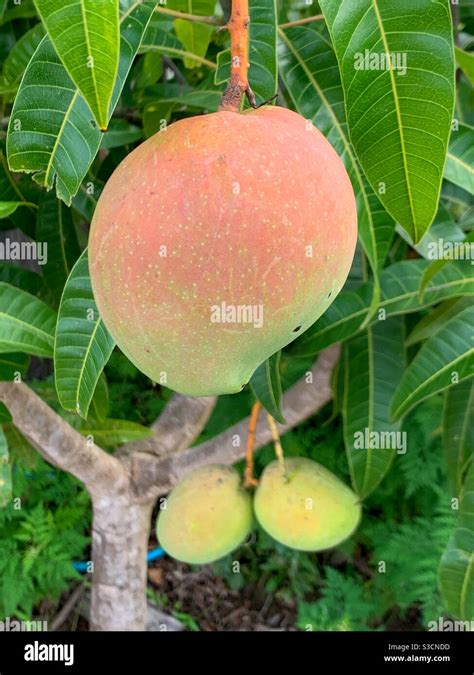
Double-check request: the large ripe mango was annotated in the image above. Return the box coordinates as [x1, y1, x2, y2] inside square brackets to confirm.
[89, 107, 357, 396]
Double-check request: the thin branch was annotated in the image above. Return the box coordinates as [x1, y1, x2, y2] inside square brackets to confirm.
[0, 382, 129, 496]
[155, 6, 222, 25]
[130, 345, 340, 498]
[279, 14, 324, 29]
[120, 394, 216, 458]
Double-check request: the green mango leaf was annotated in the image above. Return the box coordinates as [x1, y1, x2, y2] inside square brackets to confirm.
[319, 0, 455, 243]
[0, 282, 56, 357]
[445, 123, 474, 196]
[250, 351, 286, 424]
[0, 426, 12, 508]
[79, 417, 152, 447]
[278, 23, 394, 314]
[0, 151, 37, 229]
[391, 306, 474, 421]
[34, 0, 120, 130]
[88, 371, 109, 421]
[174, 18, 213, 70]
[406, 298, 472, 347]
[7, 2, 156, 204]
[1, 0, 37, 23]
[455, 46, 474, 86]
[0, 201, 36, 218]
[141, 14, 216, 70]
[0, 352, 30, 381]
[54, 249, 115, 419]
[439, 460, 474, 620]
[343, 317, 405, 498]
[0, 22, 45, 98]
[290, 259, 474, 357]
[101, 119, 143, 149]
[0, 263, 46, 296]
[443, 379, 474, 493]
[36, 191, 81, 302]
[215, 0, 278, 104]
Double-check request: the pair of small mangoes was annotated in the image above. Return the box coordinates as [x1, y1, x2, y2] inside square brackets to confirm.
[157, 457, 361, 564]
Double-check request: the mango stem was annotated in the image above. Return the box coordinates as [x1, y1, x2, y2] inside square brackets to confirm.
[244, 401, 261, 488]
[219, 0, 256, 112]
[266, 413, 288, 481]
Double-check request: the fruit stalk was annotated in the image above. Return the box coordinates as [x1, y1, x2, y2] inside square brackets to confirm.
[244, 401, 261, 487]
[266, 413, 288, 480]
[219, 0, 256, 111]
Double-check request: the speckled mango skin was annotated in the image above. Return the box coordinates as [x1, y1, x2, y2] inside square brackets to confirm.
[89, 106, 357, 396]
[254, 457, 361, 551]
[156, 464, 253, 564]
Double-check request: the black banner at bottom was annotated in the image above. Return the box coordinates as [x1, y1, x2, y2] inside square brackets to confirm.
[0, 630, 471, 673]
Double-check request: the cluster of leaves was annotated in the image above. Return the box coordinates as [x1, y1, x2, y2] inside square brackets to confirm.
[0, 0, 472, 627]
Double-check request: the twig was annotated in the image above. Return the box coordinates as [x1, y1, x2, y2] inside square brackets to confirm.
[266, 413, 287, 479]
[244, 401, 261, 487]
[155, 6, 222, 25]
[50, 584, 85, 631]
[279, 14, 324, 29]
[219, 0, 255, 111]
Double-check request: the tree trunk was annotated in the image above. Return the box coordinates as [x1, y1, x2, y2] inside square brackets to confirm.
[90, 492, 155, 631]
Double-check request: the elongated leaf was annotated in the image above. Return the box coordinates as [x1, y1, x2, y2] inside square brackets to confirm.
[439, 460, 474, 620]
[0, 426, 11, 508]
[445, 123, 474, 195]
[455, 46, 474, 86]
[36, 191, 81, 301]
[100, 119, 142, 149]
[0, 405, 12, 425]
[443, 379, 474, 492]
[168, 0, 215, 69]
[0, 263, 45, 295]
[54, 249, 115, 419]
[343, 317, 405, 498]
[0, 352, 30, 381]
[0, 282, 56, 357]
[0, 201, 35, 218]
[88, 371, 109, 421]
[80, 417, 152, 447]
[34, 0, 120, 130]
[278, 23, 393, 307]
[290, 259, 474, 356]
[1, 22, 45, 96]
[250, 351, 285, 424]
[141, 14, 216, 69]
[391, 306, 474, 421]
[320, 0, 455, 243]
[0, 151, 37, 227]
[396, 203, 465, 261]
[215, 0, 278, 103]
[7, 2, 156, 204]
[407, 298, 472, 347]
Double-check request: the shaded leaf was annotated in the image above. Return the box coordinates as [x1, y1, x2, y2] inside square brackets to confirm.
[445, 123, 474, 195]
[0, 352, 30, 381]
[0, 282, 56, 357]
[80, 417, 152, 447]
[443, 379, 474, 493]
[250, 351, 285, 424]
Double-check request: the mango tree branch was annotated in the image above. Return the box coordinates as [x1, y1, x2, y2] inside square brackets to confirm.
[120, 394, 217, 458]
[219, 0, 254, 111]
[129, 345, 340, 498]
[0, 382, 128, 496]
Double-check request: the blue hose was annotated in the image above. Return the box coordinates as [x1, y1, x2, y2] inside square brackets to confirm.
[73, 546, 166, 573]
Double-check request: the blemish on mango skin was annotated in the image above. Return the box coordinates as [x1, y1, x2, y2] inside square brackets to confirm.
[88, 106, 358, 397]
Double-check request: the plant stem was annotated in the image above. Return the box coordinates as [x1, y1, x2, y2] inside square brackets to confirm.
[279, 14, 324, 29]
[219, 0, 255, 112]
[266, 413, 287, 479]
[155, 6, 222, 25]
[244, 401, 261, 487]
